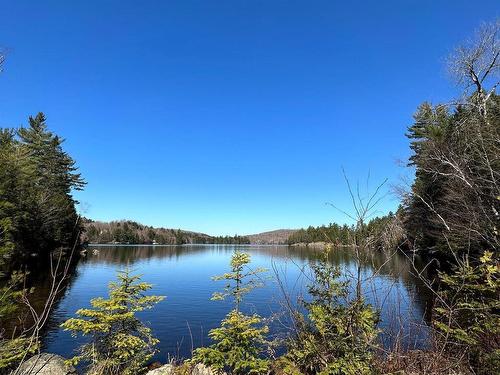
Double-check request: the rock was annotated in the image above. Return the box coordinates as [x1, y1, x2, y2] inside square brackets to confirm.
[145, 362, 223, 375]
[290, 241, 327, 249]
[307, 241, 328, 249]
[191, 363, 225, 375]
[147, 361, 164, 371]
[146, 364, 175, 375]
[17, 353, 77, 375]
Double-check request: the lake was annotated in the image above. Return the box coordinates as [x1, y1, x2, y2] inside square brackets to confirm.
[38, 244, 433, 363]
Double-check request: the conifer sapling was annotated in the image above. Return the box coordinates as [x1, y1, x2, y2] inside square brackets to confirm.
[61, 268, 164, 375]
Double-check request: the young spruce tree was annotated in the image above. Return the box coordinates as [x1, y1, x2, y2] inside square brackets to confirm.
[278, 246, 379, 375]
[433, 250, 500, 375]
[61, 268, 164, 375]
[192, 251, 269, 374]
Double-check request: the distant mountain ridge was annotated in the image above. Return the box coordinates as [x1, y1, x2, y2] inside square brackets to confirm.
[245, 229, 298, 244]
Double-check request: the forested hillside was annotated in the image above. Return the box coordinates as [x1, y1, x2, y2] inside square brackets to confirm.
[245, 229, 297, 244]
[83, 219, 251, 245]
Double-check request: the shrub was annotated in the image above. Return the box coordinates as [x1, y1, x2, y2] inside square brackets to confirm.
[61, 268, 164, 375]
[280, 247, 379, 375]
[0, 272, 37, 372]
[433, 251, 500, 375]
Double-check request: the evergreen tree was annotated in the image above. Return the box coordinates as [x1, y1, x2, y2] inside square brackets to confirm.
[0, 113, 85, 371]
[0, 130, 16, 272]
[0, 272, 37, 372]
[17, 113, 85, 249]
[0, 113, 85, 273]
[404, 103, 450, 254]
[192, 251, 269, 374]
[404, 21, 499, 261]
[279, 246, 379, 375]
[433, 251, 500, 375]
[61, 269, 164, 375]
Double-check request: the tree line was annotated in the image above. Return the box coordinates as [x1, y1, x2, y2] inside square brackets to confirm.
[83, 219, 250, 245]
[287, 211, 404, 251]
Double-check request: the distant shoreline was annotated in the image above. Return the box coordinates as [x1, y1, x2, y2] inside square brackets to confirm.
[87, 243, 290, 247]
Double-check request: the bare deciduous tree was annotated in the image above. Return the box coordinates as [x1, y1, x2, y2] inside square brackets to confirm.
[448, 19, 499, 117]
[403, 20, 499, 258]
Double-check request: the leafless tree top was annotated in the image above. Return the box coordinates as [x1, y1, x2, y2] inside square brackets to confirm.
[448, 19, 499, 96]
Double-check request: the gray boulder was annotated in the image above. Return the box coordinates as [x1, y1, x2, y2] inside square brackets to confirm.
[146, 364, 175, 375]
[191, 363, 225, 375]
[17, 353, 77, 375]
[145, 363, 224, 375]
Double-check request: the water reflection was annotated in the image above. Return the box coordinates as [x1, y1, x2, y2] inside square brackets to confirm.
[39, 245, 432, 362]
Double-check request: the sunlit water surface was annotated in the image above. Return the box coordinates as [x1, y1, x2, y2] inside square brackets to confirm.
[38, 245, 432, 362]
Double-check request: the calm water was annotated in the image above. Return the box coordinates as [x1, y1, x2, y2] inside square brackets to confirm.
[38, 245, 432, 362]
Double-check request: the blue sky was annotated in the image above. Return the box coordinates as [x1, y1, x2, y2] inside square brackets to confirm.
[0, 1, 498, 235]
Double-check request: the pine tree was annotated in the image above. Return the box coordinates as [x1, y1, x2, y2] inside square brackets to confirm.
[0, 130, 17, 270]
[404, 21, 499, 261]
[17, 113, 85, 252]
[61, 269, 164, 375]
[0, 113, 86, 272]
[404, 103, 451, 255]
[192, 251, 269, 374]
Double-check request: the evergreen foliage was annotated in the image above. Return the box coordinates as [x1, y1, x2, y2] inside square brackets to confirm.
[0, 113, 84, 274]
[287, 212, 404, 251]
[0, 336, 37, 372]
[209, 235, 251, 245]
[192, 251, 269, 374]
[279, 247, 379, 375]
[61, 269, 164, 375]
[433, 250, 500, 375]
[0, 272, 37, 372]
[404, 46, 499, 261]
[404, 21, 500, 373]
[83, 219, 250, 245]
[0, 112, 82, 372]
[287, 223, 353, 245]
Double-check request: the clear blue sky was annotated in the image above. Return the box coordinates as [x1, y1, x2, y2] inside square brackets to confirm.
[0, 1, 498, 235]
